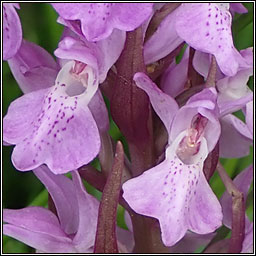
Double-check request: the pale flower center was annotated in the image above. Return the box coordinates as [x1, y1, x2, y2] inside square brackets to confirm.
[176, 114, 208, 164]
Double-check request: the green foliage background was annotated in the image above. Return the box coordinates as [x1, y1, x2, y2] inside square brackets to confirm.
[2, 3, 254, 253]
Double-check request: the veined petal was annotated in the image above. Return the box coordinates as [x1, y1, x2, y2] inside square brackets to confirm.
[33, 166, 79, 235]
[95, 28, 126, 83]
[3, 207, 66, 237]
[123, 130, 219, 246]
[56, 28, 125, 83]
[218, 91, 253, 117]
[175, 3, 249, 76]
[160, 47, 189, 98]
[4, 61, 101, 173]
[3, 225, 74, 253]
[217, 68, 252, 103]
[88, 90, 109, 132]
[144, 6, 184, 64]
[3, 3, 22, 60]
[3, 88, 50, 145]
[134, 72, 179, 133]
[3, 206, 74, 253]
[71, 171, 99, 251]
[52, 3, 153, 42]
[55, 36, 98, 71]
[8, 40, 58, 93]
[219, 115, 252, 158]
[192, 50, 224, 80]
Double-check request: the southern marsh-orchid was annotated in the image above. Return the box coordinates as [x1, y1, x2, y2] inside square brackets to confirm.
[3, 2, 253, 254]
[123, 73, 222, 246]
[3, 26, 124, 174]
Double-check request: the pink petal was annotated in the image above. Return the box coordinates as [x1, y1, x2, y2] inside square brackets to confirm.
[188, 170, 222, 234]
[160, 47, 189, 98]
[3, 207, 66, 237]
[134, 72, 179, 133]
[3, 225, 74, 253]
[33, 166, 79, 235]
[170, 231, 215, 253]
[52, 3, 153, 42]
[8, 40, 58, 93]
[144, 6, 184, 64]
[192, 50, 224, 80]
[3, 206, 74, 253]
[88, 90, 109, 132]
[175, 3, 249, 76]
[3, 3, 22, 60]
[56, 29, 125, 83]
[3, 88, 50, 145]
[219, 115, 252, 158]
[218, 91, 253, 117]
[54, 36, 98, 71]
[72, 171, 99, 251]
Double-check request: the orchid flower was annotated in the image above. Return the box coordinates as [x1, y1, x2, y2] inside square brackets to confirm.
[3, 27, 125, 174]
[51, 3, 153, 42]
[123, 73, 222, 246]
[3, 3, 22, 60]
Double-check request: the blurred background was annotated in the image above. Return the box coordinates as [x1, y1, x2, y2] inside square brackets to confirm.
[2, 3, 254, 253]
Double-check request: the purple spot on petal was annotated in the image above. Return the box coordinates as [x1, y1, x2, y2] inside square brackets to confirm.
[206, 21, 210, 26]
